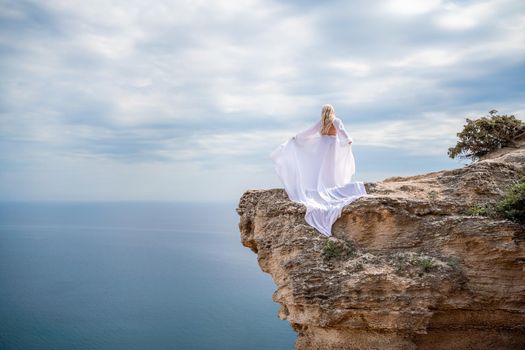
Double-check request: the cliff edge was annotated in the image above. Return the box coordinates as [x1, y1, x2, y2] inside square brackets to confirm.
[236, 139, 525, 350]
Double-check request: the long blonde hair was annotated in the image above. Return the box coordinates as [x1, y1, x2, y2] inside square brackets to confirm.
[320, 104, 335, 135]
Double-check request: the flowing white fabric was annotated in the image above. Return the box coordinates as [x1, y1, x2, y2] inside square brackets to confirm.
[270, 117, 368, 237]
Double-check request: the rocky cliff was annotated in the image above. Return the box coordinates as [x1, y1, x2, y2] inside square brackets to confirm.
[236, 140, 525, 350]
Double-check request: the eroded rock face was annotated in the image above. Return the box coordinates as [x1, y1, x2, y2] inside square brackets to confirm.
[236, 143, 525, 350]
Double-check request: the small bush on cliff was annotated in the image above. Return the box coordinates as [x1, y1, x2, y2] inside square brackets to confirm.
[321, 238, 356, 261]
[466, 204, 493, 217]
[494, 177, 525, 224]
[427, 190, 438, 201]
[464, 177, 525, 224]
[447, 110, 525, 162]
[391, 254, 436, 275]
[415, 257, 435, 273]
[390, 253, 410, 273]
[322, 239, 339, 259]
[445, 256, 460, 268]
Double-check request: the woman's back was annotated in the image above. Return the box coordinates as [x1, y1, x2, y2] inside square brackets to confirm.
[321, 123, 337, 136]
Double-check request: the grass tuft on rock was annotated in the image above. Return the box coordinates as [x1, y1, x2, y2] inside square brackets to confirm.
[415, 257, 435, 273]
[465, 177, 525, 225]
[427, 190, 438, 201]
[466, 204, 493, 216]
[494, 177, 525, 224]
[321, 238, 356, 261]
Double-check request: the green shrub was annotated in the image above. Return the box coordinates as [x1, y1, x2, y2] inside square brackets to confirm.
[448, 110, 525, 162]
[322, 239, 340, 259]
[465, 177, 525, 224]
[321, 238, 356, 261]
[446, 256, 460, 268]
[494, 177, 525, 224]
[466, 204, 491, 216]
[389, 253, 409, 273]
[353, 262, 364, 271]
[415, 257, 434, 273]
[389, 254, 438, 275]
[427, 190, 438, 201]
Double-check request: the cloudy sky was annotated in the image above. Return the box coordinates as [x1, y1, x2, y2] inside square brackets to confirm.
[1, 0, 524, 202]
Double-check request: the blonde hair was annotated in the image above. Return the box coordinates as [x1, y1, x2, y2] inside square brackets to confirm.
[320, 104, 335, 135]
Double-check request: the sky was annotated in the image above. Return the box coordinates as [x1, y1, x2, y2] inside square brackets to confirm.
[0, 0, 524, 202]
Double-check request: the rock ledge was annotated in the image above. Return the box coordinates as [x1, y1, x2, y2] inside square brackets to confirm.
[237, 142, 525, 350]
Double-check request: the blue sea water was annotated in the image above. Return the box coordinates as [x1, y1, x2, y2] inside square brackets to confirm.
[0, 201, 296, 350]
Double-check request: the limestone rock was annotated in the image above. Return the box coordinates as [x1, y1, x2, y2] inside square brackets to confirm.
[237, 140, 525, 350]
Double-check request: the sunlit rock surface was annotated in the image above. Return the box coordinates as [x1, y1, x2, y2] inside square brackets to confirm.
[237, 139, 525, 350]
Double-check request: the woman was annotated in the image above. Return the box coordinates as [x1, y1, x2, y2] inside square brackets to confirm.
[270, 104, 368, 237]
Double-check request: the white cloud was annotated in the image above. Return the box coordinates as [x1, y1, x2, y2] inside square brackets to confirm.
[36, 0, 319, 126]
[351, 112, 465, 155]
[390, 49, 460, 67]
[383, 0, 442, 16]
[1, 0, 525, 201]
[324, 59, 371, 77]
[435, 1, 494, 30]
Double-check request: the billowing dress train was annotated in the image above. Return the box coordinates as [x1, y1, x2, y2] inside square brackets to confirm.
[270, 117, 368, 236]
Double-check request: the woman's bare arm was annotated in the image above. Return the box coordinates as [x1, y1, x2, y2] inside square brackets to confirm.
[334, 118, 353, 144]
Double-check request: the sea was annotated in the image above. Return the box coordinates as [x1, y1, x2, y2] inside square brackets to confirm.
[0, 201, 296, 349]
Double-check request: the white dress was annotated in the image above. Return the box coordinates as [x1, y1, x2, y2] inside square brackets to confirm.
[270, 117, 368, 237]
